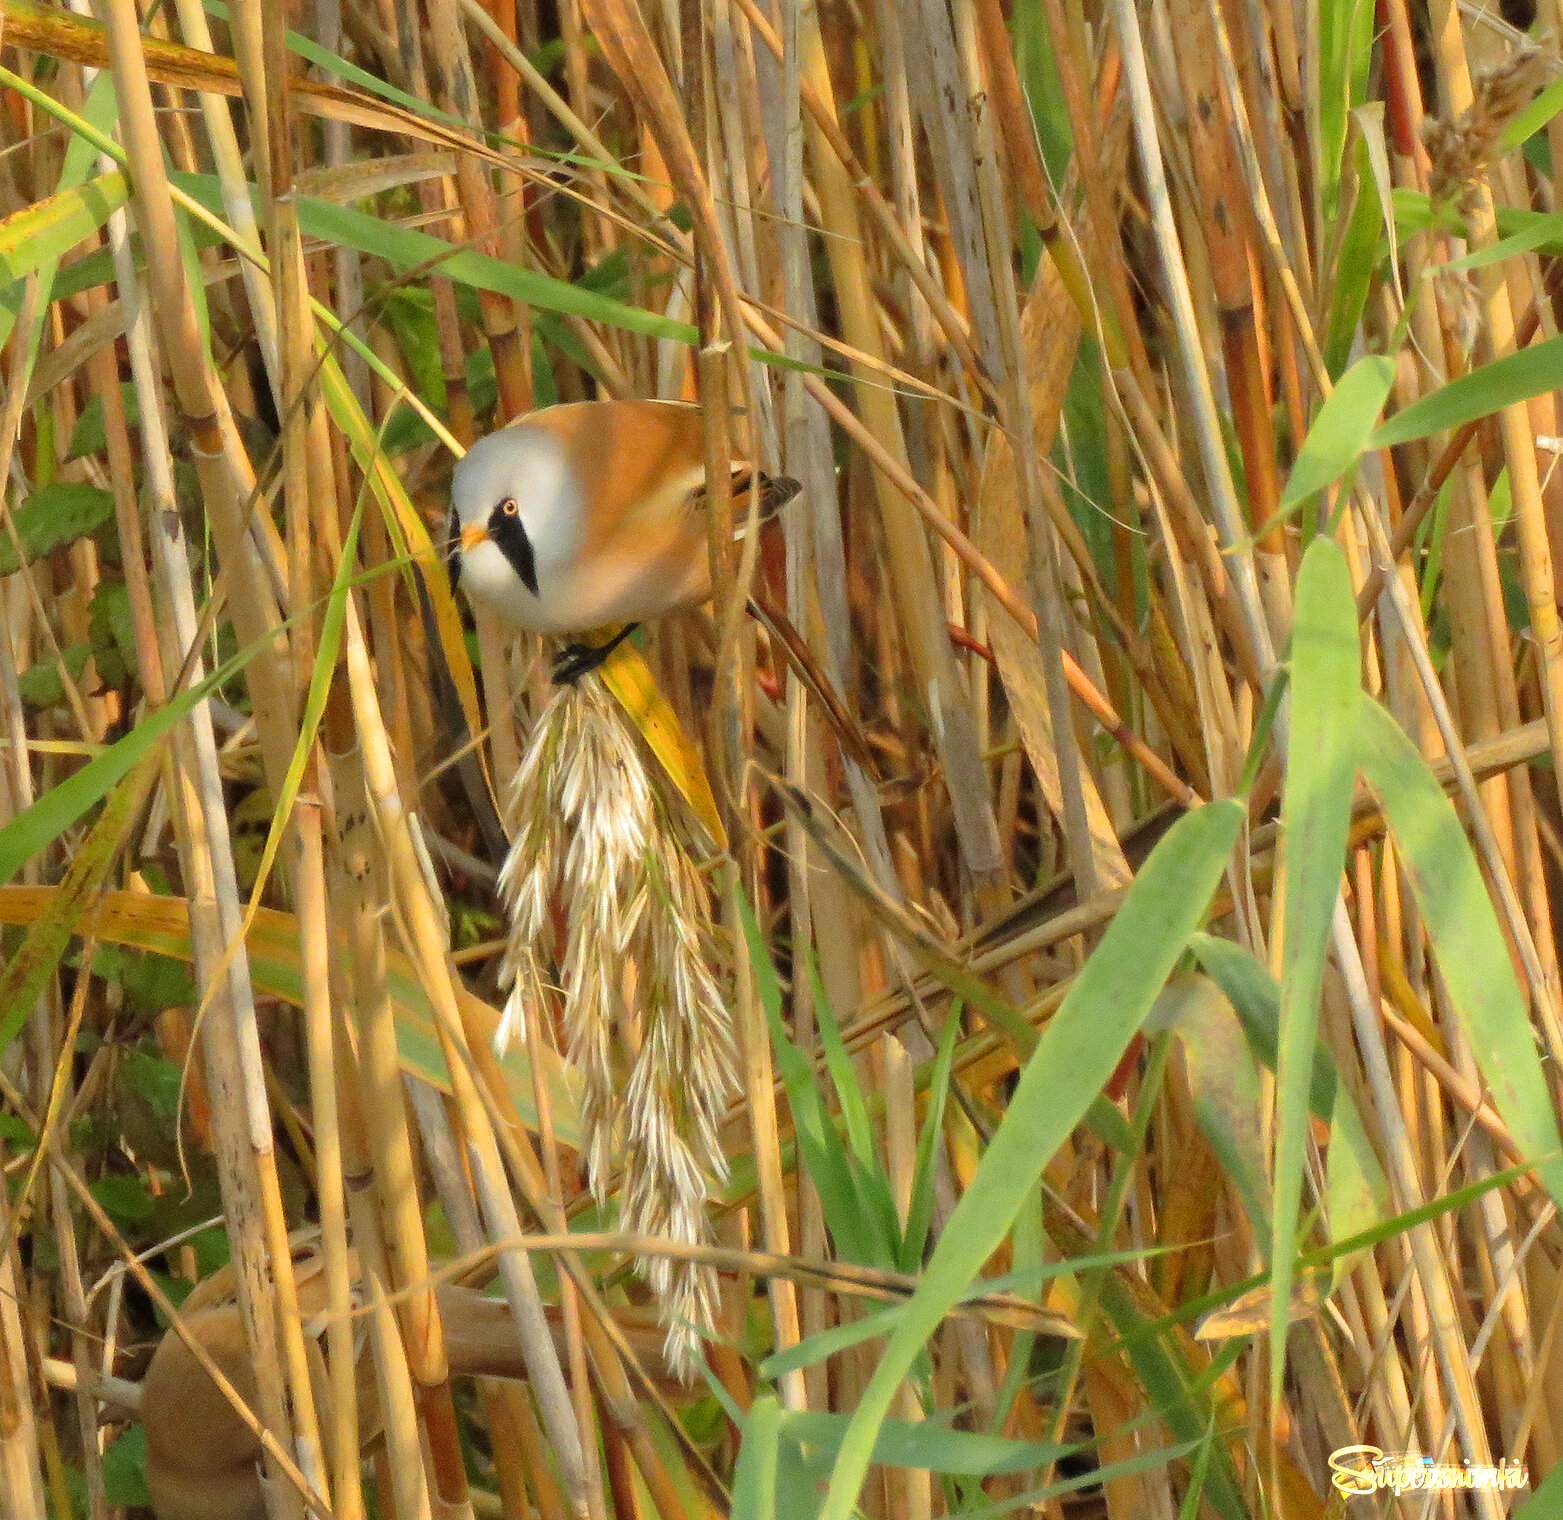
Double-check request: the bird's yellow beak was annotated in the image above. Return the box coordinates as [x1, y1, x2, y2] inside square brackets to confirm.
[460, 522, 490, 552]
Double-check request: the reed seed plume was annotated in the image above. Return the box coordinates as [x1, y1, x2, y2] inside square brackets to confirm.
[497, 674, 736, 1375]
[1423, 45, 1555, 209]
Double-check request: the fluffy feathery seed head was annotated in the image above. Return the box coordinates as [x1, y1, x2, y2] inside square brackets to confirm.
[496, 674, 736, 1376]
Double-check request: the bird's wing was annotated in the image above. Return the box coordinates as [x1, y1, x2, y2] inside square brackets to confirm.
[523, 399, 800, 552]
[523, 399, 707, 557]
[697, 464, 802, 532]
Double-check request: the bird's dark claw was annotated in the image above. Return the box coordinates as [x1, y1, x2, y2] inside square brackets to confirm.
[551, 642, 610, 685]
[550, 624, 640, 685]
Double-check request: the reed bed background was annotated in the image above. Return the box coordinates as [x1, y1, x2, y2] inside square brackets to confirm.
[3, 0, 1563, 1512]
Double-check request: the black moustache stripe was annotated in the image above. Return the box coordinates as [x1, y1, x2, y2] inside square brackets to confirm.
[446, 510, 462, 596]
[488, 508, 539, 597]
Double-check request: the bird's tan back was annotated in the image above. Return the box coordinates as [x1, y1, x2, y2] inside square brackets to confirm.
[526, 400, 709, 560]
[139, 1261, 689, 1520]
[141, 1308, 272, 1520]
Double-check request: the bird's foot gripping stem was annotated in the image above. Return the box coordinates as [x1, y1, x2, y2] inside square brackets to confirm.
[550, 623, 640, 685]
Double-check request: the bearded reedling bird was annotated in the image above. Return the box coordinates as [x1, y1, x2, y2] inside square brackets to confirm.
[450, 399, 800, 682]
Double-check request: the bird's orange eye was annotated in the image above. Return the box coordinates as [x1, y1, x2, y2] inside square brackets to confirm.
[501, 498, 519, 516]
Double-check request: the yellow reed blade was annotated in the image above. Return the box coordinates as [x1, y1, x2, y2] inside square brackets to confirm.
[595, 631, 728, 853]
[0, 886, 580, 1145]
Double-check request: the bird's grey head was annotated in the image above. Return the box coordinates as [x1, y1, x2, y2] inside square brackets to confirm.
[449, 422, 587, 623]
[451, 421, 587, 555]
[451, 425, 572, 526]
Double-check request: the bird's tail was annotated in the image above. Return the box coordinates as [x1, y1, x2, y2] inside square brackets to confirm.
[730, 466, 802, 524]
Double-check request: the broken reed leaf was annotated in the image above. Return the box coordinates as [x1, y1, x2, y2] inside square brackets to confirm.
[0, 171, 129, 289]
[0, 0, 521, 166]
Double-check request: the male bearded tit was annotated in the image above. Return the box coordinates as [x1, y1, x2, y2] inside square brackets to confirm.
[449, 399, 798, 682]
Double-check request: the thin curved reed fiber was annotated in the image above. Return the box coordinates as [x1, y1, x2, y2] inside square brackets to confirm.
[499, 676, 736, 1375]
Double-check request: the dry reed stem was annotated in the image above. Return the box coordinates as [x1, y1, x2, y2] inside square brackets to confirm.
[326, 856, 435, 1520]
[295, 798, 366, 1520]
[341, 594, 591, 1509]
[94, 13, 328, 1505]
[0, 1181, 47, 1517]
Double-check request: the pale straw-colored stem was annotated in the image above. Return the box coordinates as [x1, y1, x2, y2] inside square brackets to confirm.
[341, 594, 591, 1511]
[327, 839, 433, 1520]
[1332, 899, 1506, 1519]
[517, 995, 605, 1520]
[799, 3, 1007, 892]
[93, 5, 327, 1499]
[1111, 0, 1274, 679]
[296, 797, 365, 1520]
[0, 1181, 47, 1518]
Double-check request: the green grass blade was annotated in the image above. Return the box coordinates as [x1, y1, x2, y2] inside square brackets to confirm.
[0, 754, 158, 1052]
[1270, 535, 1360, 1408]
[1317, 0, 1374, 213]
[1322, 1067, 1388, 1280]
[1187, 935, 1339, 1114]
[1394, 187, 1563, 254]
[1371, 334, 1563, 449]
[0, 623, 286, 885]
[1172, 951, 1387, 1281]
[1277, 355, 1395, 518]
[1501, 73, 1563, 151]
[730, 1395, 782, 1520]
[1122, 1155, 1537, 1358]
[167, 171, 826, 382]
[738, 895, 886, 1265]
[985, 1183, 1044, 1436]
[1011, 0, 1073, 185]
[0, 69, 118, 364]
[174, 199, 211, 354]
[779, 1406, 1075, 1476]
[1440, 212, 1563, 272]
[1323, 144, 1387, 375]
[56, 69, 119, 187]
[757, 1250, 1137, 1382]
[812, 963, 877, 1168]
[1093, 1274, 1250, 1520]
[902, 1005, 959, 1270]
[0, 171, 128, 286]
[1175, 1415, 1218, 1520]
[227, 495, 366, 941]
[310, 336, 486, 762]
[172, 170, 694, 344]
[759, 1301, 905, 1380]
[1147, 976, 1270, 1238]
[1356, 697, 1563, 1212]
[810, 964, 904, 1259]
[818, 797, 1245, 1520]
